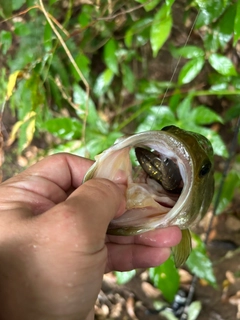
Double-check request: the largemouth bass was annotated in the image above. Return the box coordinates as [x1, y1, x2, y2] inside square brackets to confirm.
[83, 125, 214, 267]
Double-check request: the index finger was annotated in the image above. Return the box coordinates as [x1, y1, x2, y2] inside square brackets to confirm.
[4, 153, 94, 191]
[0, 154, 94, 214]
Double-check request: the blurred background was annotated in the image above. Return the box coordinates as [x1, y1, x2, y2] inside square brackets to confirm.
[0, 0, 240, 319]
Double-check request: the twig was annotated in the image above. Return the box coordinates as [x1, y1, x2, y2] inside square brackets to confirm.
[97, 2, 145, 21]
[54, 76, 80, 111]
[38, 0, 90, 145]
[0, 6, 69, 36]
[0, 6, 39, 24]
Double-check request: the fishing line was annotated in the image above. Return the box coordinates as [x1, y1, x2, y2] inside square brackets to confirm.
[145, 3, 239, 319]
[151, 10, 200, 130]
[179, 116, 240, 320]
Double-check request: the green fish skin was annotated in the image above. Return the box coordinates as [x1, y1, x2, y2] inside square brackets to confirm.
[83, 126, 214, 266]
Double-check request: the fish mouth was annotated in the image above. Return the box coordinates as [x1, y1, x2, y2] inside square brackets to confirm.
[132, 159, 182, 209]
[83, 130, 193, 235]
[84, 128, 213, 236]
[107, 146, 185, 235]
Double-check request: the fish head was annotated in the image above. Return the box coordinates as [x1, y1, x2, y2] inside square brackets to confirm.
[83, 126, 214, 235]
[160, 126, 214, 226]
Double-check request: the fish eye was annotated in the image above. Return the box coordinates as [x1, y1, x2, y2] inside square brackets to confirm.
[199, 161, 212, 177]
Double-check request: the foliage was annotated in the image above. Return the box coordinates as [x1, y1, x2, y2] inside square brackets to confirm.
[1, 0, 240, 310]
[186, 233, 217, 287]
[1, 0, 239, 155]
[214, 164, 240, 215]
[115, 270, 136, 285]
[149, 256, 180, 302]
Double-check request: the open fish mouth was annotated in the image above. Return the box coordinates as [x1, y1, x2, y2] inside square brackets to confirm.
[83, 126, 214, 266]
[133, 146, 184, 211]
[83, 127, 205, 235]
[105, 140, 192, 235]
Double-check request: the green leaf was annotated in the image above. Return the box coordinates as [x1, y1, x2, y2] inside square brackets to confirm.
[173, 45, 204, 59]
[225, 103, 240, 121]
[187, 301, 202, 320]
[44, 117, 82, 140]
[216, 4, 236, 48]
[43, 22, 53, 52]
[234, 0, 240, 45]
[203, 31, 220, 52]
[186, 233, 216, 287]
[49, 140, 82, 154]
[135, 0, 160, 11]
[176, 95, 193, 120]
[165, 0, 175, 9]
[150, 5, 172, 57]
[0, 0, 12, 17]
[208, 54, 237, 76]
[195, 0, 227, 26]
[93, 68, 114, 98]
[0, 30, 12, 55]
[121, 64, 135, 93]
[12, 0, 25, 10]
[115, 270, 136, 285]
[214, 170, 240, 214]
[125, 18, 152, 48]
[191, 106, 223, 125]
[73, 84, 107, 132]
[13, 21, 31, 37]
[232, 77, 240, 90]
[136, 106, 176, 132]
[187, 126, 228, 157]
[149, 257, 179, 302]
[178, 57, 205, 84]
[137, 79, 174, 99]
[206, 130, 228, 157]
[169, 90, 181, 112]
[52, 55, 70, 87]
[72, 53, 90, 82]
[103, 39, 118, 75]
[78, 4, 93, 27]
[78, 12, 90, 28]
[84, 131, 122, 158]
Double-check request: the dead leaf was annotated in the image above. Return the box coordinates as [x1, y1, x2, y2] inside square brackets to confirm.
[126, 296, 137, 319]
[141, 281, 160, 299]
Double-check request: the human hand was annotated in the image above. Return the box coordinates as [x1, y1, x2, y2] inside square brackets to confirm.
[0, 153, 181, 320]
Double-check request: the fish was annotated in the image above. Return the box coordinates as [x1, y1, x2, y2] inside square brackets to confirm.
[83, 125, 214, 267]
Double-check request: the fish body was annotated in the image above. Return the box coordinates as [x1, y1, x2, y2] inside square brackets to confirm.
[83, 126, 214, 266]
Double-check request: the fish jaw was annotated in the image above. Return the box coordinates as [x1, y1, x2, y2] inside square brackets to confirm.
[83, 130, 196, 234]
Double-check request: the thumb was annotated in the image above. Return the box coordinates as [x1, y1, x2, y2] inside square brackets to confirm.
[35, 178, 126, 255]
[63, 178, 126, 252]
